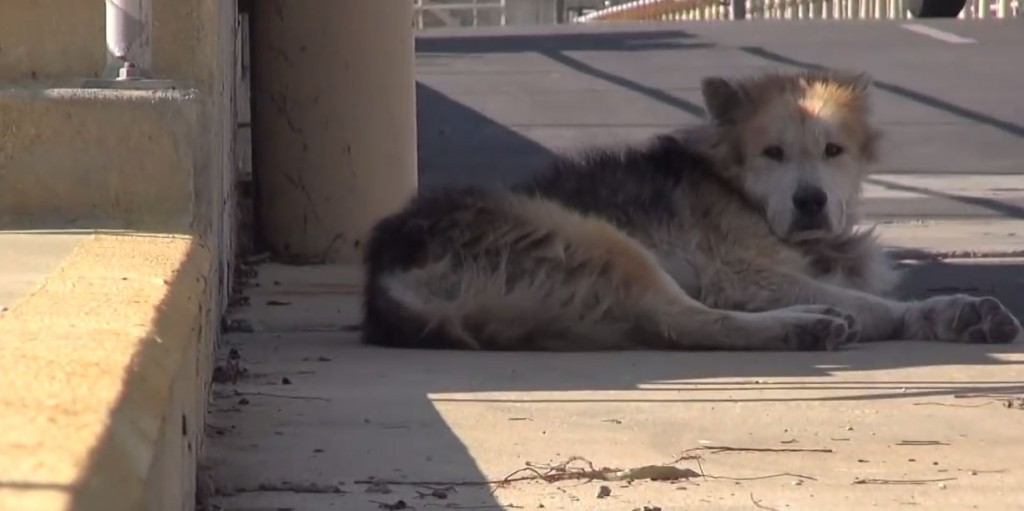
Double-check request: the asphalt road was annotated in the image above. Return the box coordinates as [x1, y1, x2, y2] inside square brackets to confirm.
[415, 20, 1024, 221]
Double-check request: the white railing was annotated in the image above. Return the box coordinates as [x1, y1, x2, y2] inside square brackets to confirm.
[576, 0, 1019, 21]
[414, 0, 508, 29]
[84, 0, 174, 88]
[104, 0, 152, 79]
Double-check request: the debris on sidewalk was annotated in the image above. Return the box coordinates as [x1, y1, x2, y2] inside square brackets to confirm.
[852, 477, 957, 485]
[895, 440, 949, 446]
[497, 456, 702, 486]
[212, 348, 248, 384]
[673, 444, 834, 458]
[415, 486, 454, 499]
[371, 499, 409, 510]
[224, 480, 348, 494]
[364, 480, 393, 494]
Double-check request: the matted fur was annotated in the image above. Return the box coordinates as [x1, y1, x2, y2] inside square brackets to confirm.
[362, 69, 1021, 351]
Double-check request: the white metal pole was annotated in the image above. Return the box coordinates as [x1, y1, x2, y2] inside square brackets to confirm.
[105, 0, 152, 79]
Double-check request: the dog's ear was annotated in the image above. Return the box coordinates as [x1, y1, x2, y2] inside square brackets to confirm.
[847, 72, 873, 93]
[701, 77, 745, 124]
[830, 70, 873, 95]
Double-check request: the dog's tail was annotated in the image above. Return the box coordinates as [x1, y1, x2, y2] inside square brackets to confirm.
[361, 272, 483, 350]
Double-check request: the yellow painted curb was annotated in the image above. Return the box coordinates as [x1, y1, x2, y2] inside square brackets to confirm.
[0, 234, 214, 511]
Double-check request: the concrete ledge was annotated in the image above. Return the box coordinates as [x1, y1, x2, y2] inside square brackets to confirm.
[0, 87, 199, 231]
[0, 234, 215, 511]
[0, 0, 217, 86]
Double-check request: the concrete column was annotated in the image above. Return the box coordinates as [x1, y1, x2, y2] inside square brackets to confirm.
[251, 0, 418, 263]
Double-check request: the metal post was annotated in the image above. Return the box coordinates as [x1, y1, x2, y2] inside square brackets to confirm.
[105, 0, 151, 79]
[83, 0, 174, 88]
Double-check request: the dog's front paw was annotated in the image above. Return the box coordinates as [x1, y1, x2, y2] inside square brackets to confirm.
[913, 295, 1021, 344]
[779, 305, 861, 346]
[780, 309, 853, 351]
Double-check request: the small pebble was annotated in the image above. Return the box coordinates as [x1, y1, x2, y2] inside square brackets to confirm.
[791, 480, 803, 486]
[938, 482, 947, 490]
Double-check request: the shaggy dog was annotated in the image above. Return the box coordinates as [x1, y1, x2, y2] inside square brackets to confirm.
[361, 70, 1022, 351]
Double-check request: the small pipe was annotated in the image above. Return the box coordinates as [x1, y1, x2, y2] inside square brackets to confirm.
[105, 0, 152, 80]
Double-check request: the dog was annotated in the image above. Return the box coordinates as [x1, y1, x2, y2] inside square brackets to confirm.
[360, 69, 1022, 351]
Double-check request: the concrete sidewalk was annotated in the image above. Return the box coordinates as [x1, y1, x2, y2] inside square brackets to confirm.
[207, 245, 1024, 511]
[0, 232, 86, 311]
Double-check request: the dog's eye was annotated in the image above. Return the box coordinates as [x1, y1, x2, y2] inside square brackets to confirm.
[761, 146, 785, 161]
[824, 143, 845, 159]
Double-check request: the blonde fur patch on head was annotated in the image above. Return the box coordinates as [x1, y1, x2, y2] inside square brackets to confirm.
[702, 69, 880, 163]
[698, 69, 882, 241]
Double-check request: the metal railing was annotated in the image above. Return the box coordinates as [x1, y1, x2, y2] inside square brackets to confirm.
[576, 0, 1019, 21]
[414, 0, 508, 29]
[84, 0, 174, 88]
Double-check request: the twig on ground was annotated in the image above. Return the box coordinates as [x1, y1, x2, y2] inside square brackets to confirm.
[913, 401, 998, 408]
[233, 390, 331, 402]
[415, 484, 458, 493]
[672, 445, 833, 461]
[956, 468, 1007, 474]
[895, 440, 949, 446]
[424, 506, 523, 510]
[708, 472, 818, 482]
[953, 393, 1022, 399]
[750, 493, 781, 511]
[356, 479, 492, 487]
[853, 477, 957, 485]
[359, 450, 820, 494]
[230, 481, 347, 494]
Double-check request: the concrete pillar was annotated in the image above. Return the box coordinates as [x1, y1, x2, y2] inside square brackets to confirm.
[251, 1, 418, 263]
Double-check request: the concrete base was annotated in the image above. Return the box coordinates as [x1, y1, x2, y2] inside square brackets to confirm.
[0, 87, 199, 231]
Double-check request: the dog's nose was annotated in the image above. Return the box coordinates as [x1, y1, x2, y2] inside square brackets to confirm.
[792, 186, 828, 216]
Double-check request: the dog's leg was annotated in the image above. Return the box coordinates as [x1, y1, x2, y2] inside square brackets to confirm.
[633, 283, 858, 351]
[707, 268, 1021, 344]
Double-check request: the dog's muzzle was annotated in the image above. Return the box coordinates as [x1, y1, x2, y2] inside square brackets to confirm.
[790, 185, 830, 233]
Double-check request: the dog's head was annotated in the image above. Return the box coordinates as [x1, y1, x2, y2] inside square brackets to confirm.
[701, 70, 880, 242]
